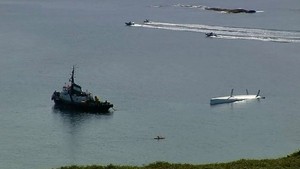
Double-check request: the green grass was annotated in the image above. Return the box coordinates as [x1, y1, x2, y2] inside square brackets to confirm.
[57, 150, 300, 169]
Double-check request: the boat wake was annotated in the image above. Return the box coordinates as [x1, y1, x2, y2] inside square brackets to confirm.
[132, 21, 300, 43]
[173, 4, 207, 10]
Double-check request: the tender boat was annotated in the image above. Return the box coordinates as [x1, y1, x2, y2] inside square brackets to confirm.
[125, 21, 135, 26]
[51, 66, 113, 113]
[206, 32, 217, 37]
[154, 136, 165, 140]
[210, 89, 265, 105]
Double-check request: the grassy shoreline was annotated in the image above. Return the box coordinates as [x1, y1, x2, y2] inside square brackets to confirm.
[57, 151, 300, 169]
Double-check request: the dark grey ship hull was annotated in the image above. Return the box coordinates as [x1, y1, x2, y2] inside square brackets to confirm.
[52, 96, 113, 113]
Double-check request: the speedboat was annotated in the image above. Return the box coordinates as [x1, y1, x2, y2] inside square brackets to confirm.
[51, 66, 114, 113]
[154, 136, 165, 140]
[205, 32, 217, 37]
[125, 21, 135, 26]
[210, 89, 265, 105]
[143, 19, 150, 23]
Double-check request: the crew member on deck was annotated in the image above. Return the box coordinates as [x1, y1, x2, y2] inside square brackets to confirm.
[95, 96, 100, 102]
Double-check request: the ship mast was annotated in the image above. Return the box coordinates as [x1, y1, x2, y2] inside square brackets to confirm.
[69, 66, 75, 85]
[68, 66, 75, 102]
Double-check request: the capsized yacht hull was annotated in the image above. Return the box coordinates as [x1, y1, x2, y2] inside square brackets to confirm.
[210, 89, 264, 105]
[210, 95, 262, 105]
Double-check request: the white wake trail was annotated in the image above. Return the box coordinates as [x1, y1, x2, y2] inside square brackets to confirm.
[133, 21, 300, 43]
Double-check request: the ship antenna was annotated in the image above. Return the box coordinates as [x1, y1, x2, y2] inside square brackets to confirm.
[69, 65, 75, 84]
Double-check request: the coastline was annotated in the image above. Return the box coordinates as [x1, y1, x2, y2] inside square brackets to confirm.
[57, 150, 300, 169]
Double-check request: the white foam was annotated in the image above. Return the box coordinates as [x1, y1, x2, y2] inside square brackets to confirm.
[135, 22, 300, 43]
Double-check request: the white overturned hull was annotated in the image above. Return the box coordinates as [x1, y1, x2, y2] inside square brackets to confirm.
[210, 95, 263, 105]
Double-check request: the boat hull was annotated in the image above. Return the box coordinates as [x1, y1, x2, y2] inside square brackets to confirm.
[53, 98, 113, 113]
[210, 97, 239, 105]
[210, 95, 262, 105]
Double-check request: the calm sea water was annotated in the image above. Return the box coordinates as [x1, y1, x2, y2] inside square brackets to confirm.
[1, 0, 300, 169]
